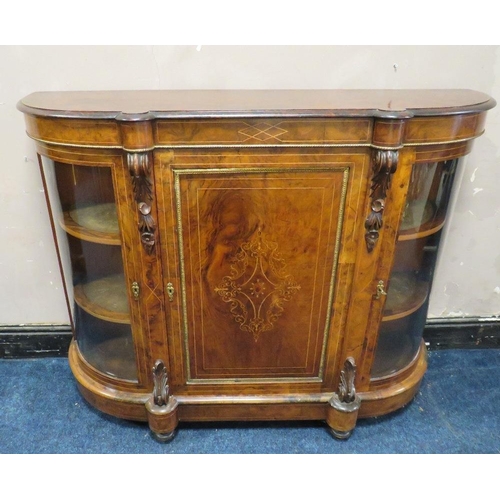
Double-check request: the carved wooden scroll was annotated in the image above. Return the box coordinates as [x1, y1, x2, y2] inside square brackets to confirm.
[364, 150, 398, 252]
[127, 152, 156, 254]
[152, 359, 169, 407]
[338, 357, 357, 403]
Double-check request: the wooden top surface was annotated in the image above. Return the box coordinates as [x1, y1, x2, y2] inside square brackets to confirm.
[18, 89, 495, 120]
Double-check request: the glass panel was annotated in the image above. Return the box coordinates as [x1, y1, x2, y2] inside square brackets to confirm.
[41, 157, 137, 381]
[372, 158, 461, 379]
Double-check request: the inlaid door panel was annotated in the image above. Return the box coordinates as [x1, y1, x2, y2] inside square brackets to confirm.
[158, 152, 368, 386]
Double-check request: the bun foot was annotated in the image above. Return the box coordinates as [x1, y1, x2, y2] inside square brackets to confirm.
[152, 429, 177, 443]
[144, 360, 179, 442]
[145, 396, 179, 442]
[326, 357, 361, 440]
[328, 428, 353, 440]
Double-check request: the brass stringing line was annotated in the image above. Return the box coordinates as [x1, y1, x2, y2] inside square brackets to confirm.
[163, 143, 393, 149]
[185, 377, 324, 386]
[155, 131, 485, 149]
[26, 130, 486, 152]
[317, 166, 350, 379]
[174, 166, 349, 384]
[403, 130, 485, 146]
[176, 391, 330, 401]
[173, 172, 192, 381]
[176, 166, 348, 176]
[28, 144, 119, 166]
[26, 132, 122, 150]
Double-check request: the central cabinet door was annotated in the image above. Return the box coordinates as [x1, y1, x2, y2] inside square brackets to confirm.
[157, 150, 369, 390]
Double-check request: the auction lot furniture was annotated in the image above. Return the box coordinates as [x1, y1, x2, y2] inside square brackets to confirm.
[18, 89, 495, 440]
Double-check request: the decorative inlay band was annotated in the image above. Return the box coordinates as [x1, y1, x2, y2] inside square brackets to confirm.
[364, 149, 398, 252]
[27, 130, 486, 151]
[214, 230, 300, 341]
[127, 152, 156, 254]
[238, 122, 288, 142]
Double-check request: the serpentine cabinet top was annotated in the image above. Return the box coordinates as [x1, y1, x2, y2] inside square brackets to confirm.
[18, 89, 495, 119]
[18, 90, 496, 152]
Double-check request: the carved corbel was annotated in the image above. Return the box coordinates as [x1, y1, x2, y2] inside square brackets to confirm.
[127, 152, 157, 254]
[365, 149, 399, 252]
[326, 357, 362, 439]
[145, 360, 179, 442]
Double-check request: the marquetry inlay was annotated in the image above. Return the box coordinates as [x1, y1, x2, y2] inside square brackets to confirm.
[238, 122, 288, 142]
[214, 230, 301, 341]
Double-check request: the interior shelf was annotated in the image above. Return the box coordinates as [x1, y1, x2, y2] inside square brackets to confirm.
[382, 273, 429, 322]
[74, 274, 130, 324]
[83, 335, 137, 381]
[398, 200, 446, 241]
[398, 216, 445, 241]
[60, 203, 121, 245]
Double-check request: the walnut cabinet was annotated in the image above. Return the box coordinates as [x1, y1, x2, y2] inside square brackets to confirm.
[18, 90, 495, 440]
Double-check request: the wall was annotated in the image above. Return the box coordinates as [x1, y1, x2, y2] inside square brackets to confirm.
[1, 45, 499, 325]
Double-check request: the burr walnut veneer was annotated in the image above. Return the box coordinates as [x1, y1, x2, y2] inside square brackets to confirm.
[18, 90, 495, 440]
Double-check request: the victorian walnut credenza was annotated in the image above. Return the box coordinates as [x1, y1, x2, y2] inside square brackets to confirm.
[18, 89, 495, 440]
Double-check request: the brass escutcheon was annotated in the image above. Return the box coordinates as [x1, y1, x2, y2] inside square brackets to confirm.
[166, 282, 175, 302]
[373, 280, 388, 300]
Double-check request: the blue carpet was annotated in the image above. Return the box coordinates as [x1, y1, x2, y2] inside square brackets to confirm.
[0, 349, 499, 453]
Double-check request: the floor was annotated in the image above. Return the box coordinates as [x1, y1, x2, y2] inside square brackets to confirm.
[0, 349, 499, 453]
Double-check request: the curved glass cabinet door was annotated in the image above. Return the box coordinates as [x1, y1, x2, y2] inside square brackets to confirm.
[372, 158, 462, 379]
[40, 157, 138, 381]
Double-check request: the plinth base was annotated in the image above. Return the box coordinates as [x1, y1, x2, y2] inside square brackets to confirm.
[68, 340, 427, 440]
